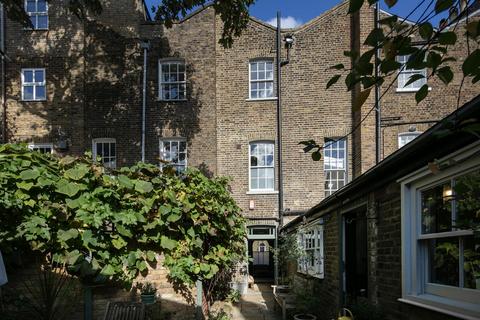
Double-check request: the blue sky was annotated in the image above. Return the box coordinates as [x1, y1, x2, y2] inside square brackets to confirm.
[144, 1, 444, 28]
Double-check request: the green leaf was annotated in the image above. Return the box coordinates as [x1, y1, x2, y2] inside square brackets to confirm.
[435, 0, 454, 14]
[329, 63, 345, 70]
[380, 59, 401, 74]
[64, 165, 89, 181]
[160, 236, 177, 250]
[100, 264, 115, 276]
[404, 74, 425, 87]
[311, 150, 321, 161]
[167, 213, 181, 223]
[112, 237, 127, 249]
[66, 250, 83, 265]
[117, 175, 133, 188]
[17, 181, 34, 190]
[415, 84, 429, 104]
[364, 28, 384, 47]
[146, 251, 156, 262]
[438, 31, 457, 45]
[348, 0, 364, 13]
[353, 87, 372, 111]
[326, 75, 341, 89]
[116, 225, 133, 238]
[20, 169, 40, 180]
[134, 180, 153, 194]
[437, 66, 453, 84]
[55, 179, 82, 197]
[419, 22, 433, 40]
[462, 49, 480, 77]
[58, 228, 79, 242]
[384, 0, 398, 8]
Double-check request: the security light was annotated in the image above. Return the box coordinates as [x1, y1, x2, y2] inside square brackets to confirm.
[284, 35, 294, 48]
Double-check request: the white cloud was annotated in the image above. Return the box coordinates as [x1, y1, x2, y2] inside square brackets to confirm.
[266, 16, 303, 29]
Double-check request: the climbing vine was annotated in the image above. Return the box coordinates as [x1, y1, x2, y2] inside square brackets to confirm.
[0, 144, 246, 288]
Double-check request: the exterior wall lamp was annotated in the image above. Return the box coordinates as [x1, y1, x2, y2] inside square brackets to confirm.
[281, 35, 294, 66]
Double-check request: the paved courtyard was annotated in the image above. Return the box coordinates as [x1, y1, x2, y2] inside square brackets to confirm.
[216, 283, 282, 320]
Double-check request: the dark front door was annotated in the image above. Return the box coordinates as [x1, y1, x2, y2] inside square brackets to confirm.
[344, 209, 368, 303]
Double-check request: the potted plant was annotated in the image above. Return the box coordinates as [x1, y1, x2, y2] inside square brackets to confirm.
[137, 282, 157, 305]
[293, 290, 317, 320]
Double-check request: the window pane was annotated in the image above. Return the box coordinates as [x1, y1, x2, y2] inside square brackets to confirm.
[251, 155, 258, 167]
[26, 0, 36, 12]
[455, 170, 480, 230]
[37, 15, 48, 29]
[258, 63, 265, 71]
[421, 182, 453, 234]
[34, 70, 44, 82]
[251, 178, 258, 190]
[36, 85, 46, 100]
[37, 0, 48, 12]
[463, 235, 480, 290]
[24, 70, 33, 83]
[251, 72, 257, 80]
[23, 86, 34, 100]
[429, 237, 459, 287]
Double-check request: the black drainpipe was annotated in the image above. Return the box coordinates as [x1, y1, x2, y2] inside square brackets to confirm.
[1, 4, 6, 144]
[275, 11, 283, 286]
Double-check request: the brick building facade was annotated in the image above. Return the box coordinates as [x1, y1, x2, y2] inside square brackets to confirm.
[283, 95, 480, 320]
[0, 0, 479, 287]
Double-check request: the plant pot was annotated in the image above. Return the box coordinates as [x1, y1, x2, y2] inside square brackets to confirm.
[141, 293, 156, 305]
[293, 314, 317, 320]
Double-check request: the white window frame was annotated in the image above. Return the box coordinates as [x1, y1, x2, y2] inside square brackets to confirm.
[397, 54, 427, 92]
[159, 138, 187, 172]
[324, 138, 347, 197]
[25, 0, 49, 30]
[21, 68, 46, 101]
[158, 60, 187, 101]
[28, 143, 53, 154]
[248, 60, 275, 100]
[398, 131, 423, 149]
[399, 142, 480, 320]
[249, 141, 275, 193]
[92, 138, 117, 169]
[297, 224, 324, 279]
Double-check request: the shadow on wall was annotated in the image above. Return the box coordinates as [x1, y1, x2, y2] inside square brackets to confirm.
[0, 251, 196, 320]
[6, 13, 208, 170]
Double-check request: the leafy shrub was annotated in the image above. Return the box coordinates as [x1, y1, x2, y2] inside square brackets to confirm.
[0, 144, 246, 290]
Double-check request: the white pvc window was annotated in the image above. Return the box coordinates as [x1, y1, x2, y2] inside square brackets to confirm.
[324, 138, 347, 197]
[398, 132, 422, 148]
[159, 61, 186, 100]
[28, 143, 53, 154]
[159, 139, 187, 172]
[21, 69, 46, 101]
[249, 142, 274, 191]
[25, 0, 48, 30]
[397, 55, 427, 91]
[298, 225, 324, 278]
[401, 145, 480, 319]
[249, 60, 274, 99]
[92, 138, 116, 169]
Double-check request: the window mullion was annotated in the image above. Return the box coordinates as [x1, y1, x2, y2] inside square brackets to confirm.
[459, 237, 464, 288]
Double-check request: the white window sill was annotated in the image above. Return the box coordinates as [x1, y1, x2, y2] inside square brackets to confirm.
[399, 296, 480, 320]
[22, 99, 47, 102]
[246, 190, 278, 195]
[246, 97, 278, 102]
[157, 98, 188, 102]
[396, 87, 432, 93]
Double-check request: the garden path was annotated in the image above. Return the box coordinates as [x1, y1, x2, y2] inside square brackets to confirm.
[221, 283, 282, 320]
